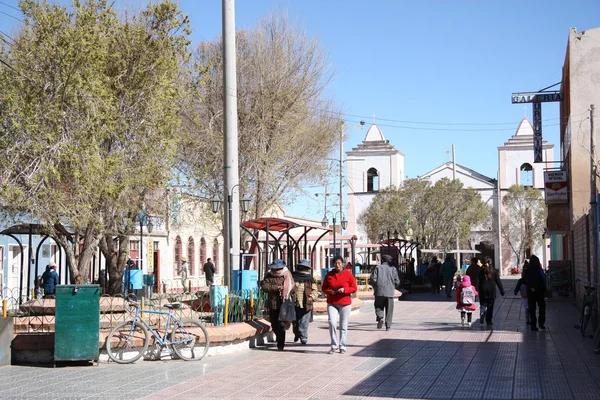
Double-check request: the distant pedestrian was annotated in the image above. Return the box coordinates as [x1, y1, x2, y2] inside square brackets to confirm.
[261, 259, 296, 350]
[203, 258, 215, 286]
[465, 257, 482, 289]
[292, 259, 318, 344]
[322, 255, 357, 354]
[478, 263, 505, 327]
[456, 275, 478, 327]
[441, 254, 457, 298]
[180, 257, 189, 291]
[371, 254, 400, 331]
[407, 257, 416, 290]
[425, 257, 442, 294]
[524, 254, 546, 331]
[514, 270, 530, 325]
[41, 262, 59, 298]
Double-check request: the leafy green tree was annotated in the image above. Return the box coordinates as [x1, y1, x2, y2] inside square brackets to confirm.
[177, 11, 343, 218]
[359, 178, 488, 251]
[0, 0, 191, 291]
[501, 185, 546, 268]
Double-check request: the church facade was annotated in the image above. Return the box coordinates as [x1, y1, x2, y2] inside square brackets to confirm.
[343, 119, 554, 275]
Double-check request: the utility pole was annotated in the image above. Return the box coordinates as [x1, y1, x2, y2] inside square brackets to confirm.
[452, 144, 460, 270]
[591, 105, 597, 286]
[339, 124, 345, 256]
[497, 171, 503, 276]
[222, 0, 240, 288]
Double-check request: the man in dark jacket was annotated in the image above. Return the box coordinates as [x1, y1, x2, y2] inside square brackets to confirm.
[203, 258, 215, 286]
[426, 257, 442, 294]
[41, 262, 59, 298]
[441, 254, 457, 298]
[525, 254, 546, 331]
[371, 254, 400, 330]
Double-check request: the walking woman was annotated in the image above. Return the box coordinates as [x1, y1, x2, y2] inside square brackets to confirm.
[261, 259, 296, 350]
[322, 255, 357, 354]
[478, 264, 505, 327]
[292, 259, 319, 344]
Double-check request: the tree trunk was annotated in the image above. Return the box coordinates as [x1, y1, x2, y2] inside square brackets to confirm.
[53, 223, 102, 284]
[99, 234, 130, 296]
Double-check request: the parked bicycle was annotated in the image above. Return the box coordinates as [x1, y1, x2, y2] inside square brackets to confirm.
[574, 279, 598, 337]
[106, 299, 209, 364]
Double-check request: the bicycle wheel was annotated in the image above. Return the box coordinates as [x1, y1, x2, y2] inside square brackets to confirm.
[581, 307, 591, 337]
[170, 319, 209, 361]
[106, 320, 149, 364]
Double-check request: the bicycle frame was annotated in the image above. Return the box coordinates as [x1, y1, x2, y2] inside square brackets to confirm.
[128, 307, 189, 347]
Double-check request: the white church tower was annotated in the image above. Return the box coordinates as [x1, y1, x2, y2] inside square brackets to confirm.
[498, 118, 554, 273]
[346, 125, 405, 244]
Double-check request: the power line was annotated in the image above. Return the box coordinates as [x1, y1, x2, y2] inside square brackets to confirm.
[309, 106, 566, 127]
[0, 1, 19, 12]
[0, 8, 22, 22]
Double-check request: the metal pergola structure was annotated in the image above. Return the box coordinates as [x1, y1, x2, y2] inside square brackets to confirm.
[377, 238, 420, 263]
[0, 224, 72, 303]
[241, 218, 331, 282]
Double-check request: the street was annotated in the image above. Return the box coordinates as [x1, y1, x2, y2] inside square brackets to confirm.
[2, 280, 600, 400]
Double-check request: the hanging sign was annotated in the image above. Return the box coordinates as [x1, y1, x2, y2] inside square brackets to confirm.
[544, 171, 568, 204]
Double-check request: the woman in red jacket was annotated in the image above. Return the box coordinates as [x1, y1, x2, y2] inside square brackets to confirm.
[322, 255, 357, 354]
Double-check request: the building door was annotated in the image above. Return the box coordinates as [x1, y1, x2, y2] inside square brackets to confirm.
[8, 245, 25, 294]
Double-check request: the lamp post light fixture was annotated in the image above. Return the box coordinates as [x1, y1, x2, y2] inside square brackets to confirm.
[349, 234, 358, 277]
[321, 211, 347, 261]
[211, 186, 251, 288]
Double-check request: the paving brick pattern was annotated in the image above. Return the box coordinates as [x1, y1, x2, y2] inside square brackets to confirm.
[2, 279, 600, 399]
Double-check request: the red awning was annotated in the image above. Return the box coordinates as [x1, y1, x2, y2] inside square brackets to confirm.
[241, 218, 299, 232]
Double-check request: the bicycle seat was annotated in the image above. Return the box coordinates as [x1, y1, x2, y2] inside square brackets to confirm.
[164, 303, 181, 310]
[585, 286, 596, 292]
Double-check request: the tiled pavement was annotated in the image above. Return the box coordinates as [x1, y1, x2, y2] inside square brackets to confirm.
[2, 278, 600, 399]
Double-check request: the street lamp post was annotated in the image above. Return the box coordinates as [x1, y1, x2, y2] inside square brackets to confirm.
[321, 211, 347, 262]
[349, 235, 357, 277]
[211, 187, 251, 288]
[138, 211, 153, 272]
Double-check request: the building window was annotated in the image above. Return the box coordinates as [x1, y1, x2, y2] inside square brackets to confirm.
[520, 163, 533, 187]
[213, 239, 220, 275]
[200, 237, 207, 273]
[367, 168, 379, 192]
[187, 237, 195, 276]
[174, 236, 182, 276]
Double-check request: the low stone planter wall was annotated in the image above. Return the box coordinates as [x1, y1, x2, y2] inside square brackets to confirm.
[11, 318, 272, 365]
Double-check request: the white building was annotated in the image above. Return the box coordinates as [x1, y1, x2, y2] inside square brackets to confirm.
[418, 162, 497, 259]
[346, 125, 405, 244]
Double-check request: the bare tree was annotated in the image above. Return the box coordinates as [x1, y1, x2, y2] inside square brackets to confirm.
[177, 11, 343, 218]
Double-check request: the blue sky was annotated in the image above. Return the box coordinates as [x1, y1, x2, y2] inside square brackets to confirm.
[1, 0, 598, 220]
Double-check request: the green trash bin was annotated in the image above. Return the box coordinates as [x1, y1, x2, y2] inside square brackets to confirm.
[54, 285, 100, 363]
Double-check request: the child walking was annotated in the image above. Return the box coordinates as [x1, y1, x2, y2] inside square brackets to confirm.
[514, 274, 530, 324]
[456, 275, 478, 327]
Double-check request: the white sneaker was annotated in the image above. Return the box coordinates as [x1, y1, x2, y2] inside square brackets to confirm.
[467, 322, 472, 327]
[461, 317, 465, 326]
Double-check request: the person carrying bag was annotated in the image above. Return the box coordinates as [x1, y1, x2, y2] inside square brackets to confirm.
[261, 259, 296, 350]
